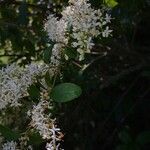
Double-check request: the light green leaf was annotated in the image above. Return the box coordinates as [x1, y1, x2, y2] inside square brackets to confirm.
[104, 0, 118, 8]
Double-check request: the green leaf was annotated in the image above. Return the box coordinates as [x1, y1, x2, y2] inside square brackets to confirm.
[43, 46, 53, 64]
[0, 124, 20, 141]
[104, 0, 118, 8]
[64, 47, 77, 59]
[51, 83, 82, 103]
[136, 131, 150, 146]
[45, 70, 52, 87]
[28, 84, 40, 101]
[29, 132, 43, 145]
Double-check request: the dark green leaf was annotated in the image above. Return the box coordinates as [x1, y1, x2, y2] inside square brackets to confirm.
[45, 70, 52, 87]
[64, 47, 77, 59]
[43, 46, 53, 63]
[0, 124, 20, 141]
[29, 132, 43, 145]
[28, 84, 40, 101]
[51, 83, 82, 102]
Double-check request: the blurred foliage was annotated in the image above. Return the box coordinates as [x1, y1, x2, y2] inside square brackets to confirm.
[0, 0, 150, 149]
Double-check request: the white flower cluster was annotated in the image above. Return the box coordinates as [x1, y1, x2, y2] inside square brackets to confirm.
[28, 100, 52, 139]
[50, 43, 64, 67]
[45, 16, 66, 67]
[19, 134, 33, 150]
[46, 125, 62, 150]
[28, 100, 63, 149]
[45, 0, 112, 61]
[45, 15, 68, 44]
[1, 140, 33, 150]
[0, 63, 47, 110]
[2, 141, 18, 150]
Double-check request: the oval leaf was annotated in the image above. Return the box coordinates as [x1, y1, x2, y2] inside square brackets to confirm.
[51, 83, 82, 102]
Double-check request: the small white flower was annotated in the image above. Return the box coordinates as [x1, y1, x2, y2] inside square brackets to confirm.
[46, 142, 61, 150]
[105, 14, 112, 23]
[50, 44, 63, 67]
[45, 15, 68, 44]
[27, 145, 33, 150]
[2, 141, 18, 150]
[102, 26, 112, 38]
[29, 100, 63, 149]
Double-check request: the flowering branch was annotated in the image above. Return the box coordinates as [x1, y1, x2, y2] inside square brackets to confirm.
[0, 0, 113, 149]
